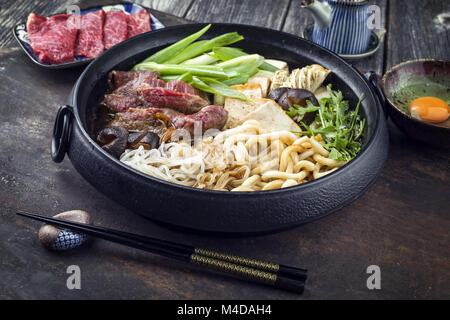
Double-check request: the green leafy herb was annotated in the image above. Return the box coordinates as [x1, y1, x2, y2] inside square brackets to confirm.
[328, 148, 342, 160]
[286, 103, 320, 120]
[295, 85, 366, 161]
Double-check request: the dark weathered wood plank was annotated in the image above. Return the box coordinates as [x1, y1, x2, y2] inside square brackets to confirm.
[185, 0, 291, 30]
[0, 0, 65, 47]
[282, 0, 387, 75]
[0, 46, 449, 299]
[0, 0, 195, 48]
[281, 0, 314, 37]
[137, 0, 194, 18]
[386, 0, 450, 69]
[0, 1, 449, 300]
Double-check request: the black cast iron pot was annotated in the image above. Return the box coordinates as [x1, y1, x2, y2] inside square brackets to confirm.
[52, 23, 389, 235]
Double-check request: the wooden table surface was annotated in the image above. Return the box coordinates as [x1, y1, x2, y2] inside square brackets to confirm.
[0, 0, 449, 299]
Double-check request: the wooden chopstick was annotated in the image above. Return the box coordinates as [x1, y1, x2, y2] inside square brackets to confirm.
[16, 210, 307, 293]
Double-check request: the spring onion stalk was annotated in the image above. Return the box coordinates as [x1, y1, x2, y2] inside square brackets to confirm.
[135, 62, 238, 79]
[223, 60, 261, 75]
[178, 64, 224, 71]
[210, 46, 245, 60]
[220, 60, 260, 85]
[222, 75, 251, 86]
[222, 68, 259, 86]
[254, 69, 275, 78]
[213, 93, 225, 105]
[166, 40, 210, 62]
[160, 74, 249, 100]
[217, 54, 264, 69]
[259, 61, 280, 72]
[133, 24, 211, 67]
[175, 72, 193, 82]
[182, 52, 218, 65]
[193, 77, 248, 100]
[160, 75, 180, 82]
[165, 32, 244, 64]
[212, 47, 279, 72]
[190, 77, 216, 94]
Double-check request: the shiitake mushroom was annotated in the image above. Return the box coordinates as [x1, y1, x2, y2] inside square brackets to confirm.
[268, 87, 289, 102]
[127, 131, 159, 150]
[98, 127, 160, 158]
[97, 126, 129, 158]
[268, 88, 319, 125]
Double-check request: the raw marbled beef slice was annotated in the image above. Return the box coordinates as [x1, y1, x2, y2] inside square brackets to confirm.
[126, 9, 151, 38]
[26, 13, 78, 64]
[103, 10, 127, 50]
[74, 10, 105, 58]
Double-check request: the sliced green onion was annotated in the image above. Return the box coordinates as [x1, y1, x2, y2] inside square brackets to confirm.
[259, 61, 280, 72]
[224, 60, 261, 75]
[254, 69, 275, 78]
[217, 54, 264, 69]
[175, 72, 193, 82]
[160, 75, 179, 82]
[211, 46, 246, 61]
[214, 93, 225, 105]
[182, 52, 218, 65]
[178, 64, 224, 71]
[190, 76, 217, 94]
[165, 32, 244, 64]
[133, 24, 211, 67]
[213, 47, 279, 72]
[222, 75, 250, 86]
[135, 62, 238, 79]
[221, 62, 260, 86]
[191, 76, 247, 100]
[166, 40, 209, 62]
[222, 70, 258, 86]
[197, 77, 248, 100]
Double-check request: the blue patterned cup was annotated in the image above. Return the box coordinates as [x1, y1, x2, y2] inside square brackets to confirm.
[302, 0, 372, 55]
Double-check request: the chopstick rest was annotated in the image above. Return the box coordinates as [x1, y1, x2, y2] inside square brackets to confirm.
[38, 210, 91, 251]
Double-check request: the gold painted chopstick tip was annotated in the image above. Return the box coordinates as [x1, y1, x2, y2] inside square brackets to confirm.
[190, 253, 277, 285]
[194, 248, 280, 273]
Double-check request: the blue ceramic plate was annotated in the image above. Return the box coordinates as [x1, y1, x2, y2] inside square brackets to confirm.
[12, 3, 165, 69]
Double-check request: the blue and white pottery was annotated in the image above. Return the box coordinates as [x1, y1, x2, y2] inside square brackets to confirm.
[302, 0, 372, 55]
[38, 210, 91, 251]
[50, 229, 88, 251]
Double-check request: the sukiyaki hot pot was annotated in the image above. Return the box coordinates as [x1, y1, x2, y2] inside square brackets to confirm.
[52, 23, 389, 234]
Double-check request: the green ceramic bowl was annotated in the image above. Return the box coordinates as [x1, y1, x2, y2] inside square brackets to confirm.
[382, 59, 450, 146]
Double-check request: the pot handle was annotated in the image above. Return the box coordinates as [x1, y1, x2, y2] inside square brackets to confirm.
[364, 71, 388, 119]
[52, 105, 74, 163]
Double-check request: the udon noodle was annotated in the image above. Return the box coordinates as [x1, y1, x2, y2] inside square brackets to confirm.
[120, 120, 347, 191]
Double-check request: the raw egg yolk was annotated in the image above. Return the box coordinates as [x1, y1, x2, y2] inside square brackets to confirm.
[408, 97, 450, 123]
